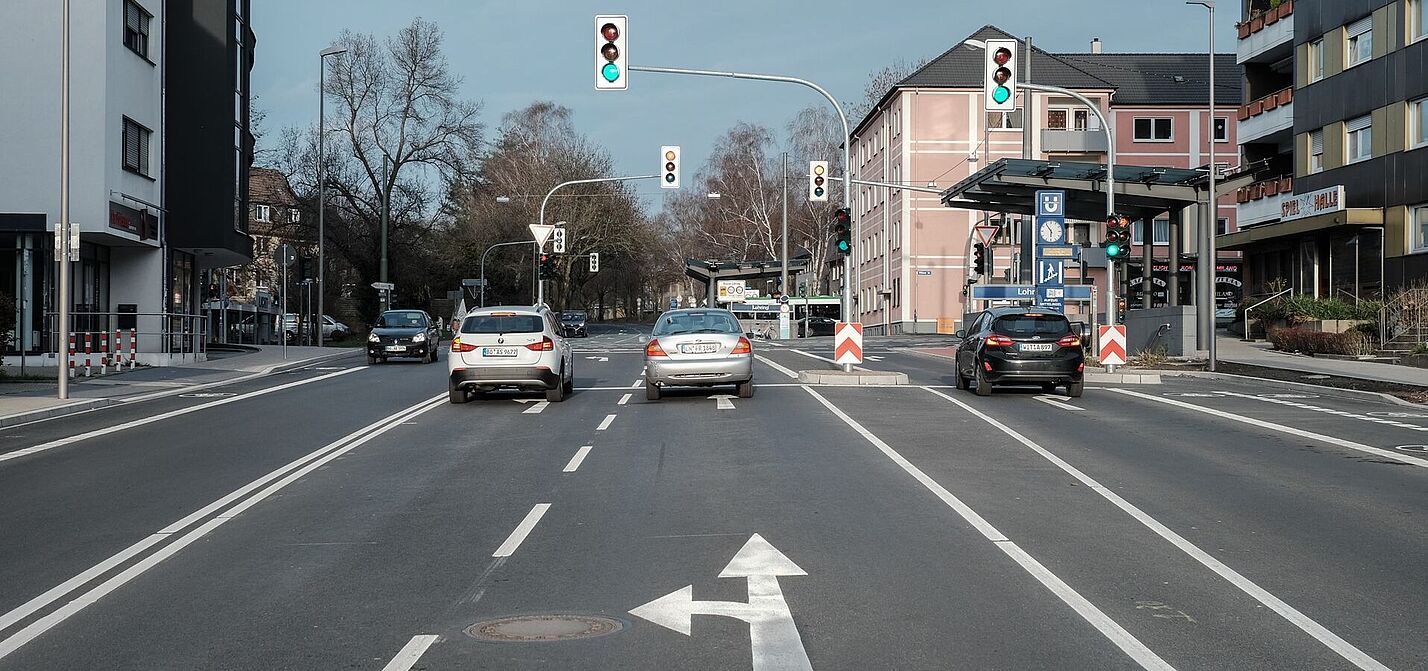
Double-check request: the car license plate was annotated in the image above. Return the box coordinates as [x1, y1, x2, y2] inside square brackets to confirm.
[1020, 343, 1054, 352]
[385, 345, 406, 352]
[680, 343, 719, 354]
[483, 347, 519, 357]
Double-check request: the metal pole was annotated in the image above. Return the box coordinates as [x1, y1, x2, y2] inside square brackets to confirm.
[379, 157, 389, 312]
[317, 54, 324, 347]
[58, 0, 71, 399]
[628, 64, 853, 371]
[281, 261, 287, 358]
[781, 151, 789, 307]
[1207, 1, 1218, 372]
[536, 174, 659, 307]
[1021, 36, 1034, 284]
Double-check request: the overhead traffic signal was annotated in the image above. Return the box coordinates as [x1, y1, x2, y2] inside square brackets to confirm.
[1103, 215, 1132, 261]
[539, 253, 557, 279]
[809, 161, 828, 202]
[983, 39, 1017, 112]
[595, 16, 627, 91]
[552, 227, 567, 254]
[661, 146, 680, 189]
[972, 243, 988, 276]
[589, 252, 600, 273]
[832, 208, 852, 256]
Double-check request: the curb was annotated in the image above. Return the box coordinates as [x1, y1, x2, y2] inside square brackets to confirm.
[796, 370, 909, 386]
[1085, 372, 1162, 384]
[0, 398, 120, 428]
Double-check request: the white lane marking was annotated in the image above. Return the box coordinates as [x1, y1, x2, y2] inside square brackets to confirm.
[1112, 388, 1428, 470]
[597, 414, 616, 431]
[711, 395, 736, 410]
[866, 355, 884, 362]
[381, 634, 440, 671]
[522, 401, 549, 415]
[754, 354, 798, 379]
[618, 393, 632, 405]
[1219, 391, 1428, 432]
[926, 387, 1392, 671]
[492, 503, 552, 558]
[801, 386, 1173, 671]
[563, 446, 593, 473]
[0, 368, 364, 463]
[631, 378, 644, 388]
[1033, 395, 1083, 411]
[0, 394, 445, 660]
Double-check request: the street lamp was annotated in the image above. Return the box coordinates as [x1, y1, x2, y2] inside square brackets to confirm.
[706, 192, 722, 199]
[317, 44, 347, 348]
[1187, 0, 1217, 371]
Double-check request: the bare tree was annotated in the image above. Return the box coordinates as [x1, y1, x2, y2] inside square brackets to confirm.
[847, 58, 927, 123]
[784, 105, 845, 295]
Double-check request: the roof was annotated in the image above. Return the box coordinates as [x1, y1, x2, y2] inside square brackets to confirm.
[897, 25, 1115, 91]
[249, 167, 299, 208]
[942, 158, 1215, 221]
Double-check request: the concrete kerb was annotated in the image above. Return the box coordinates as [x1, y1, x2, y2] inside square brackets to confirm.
[0, 398, 121, 429]
[907, 348, 1164, 385]
[796, 370, 909, 386]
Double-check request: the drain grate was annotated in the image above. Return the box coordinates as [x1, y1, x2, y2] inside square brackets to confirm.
[465, 615, 624, 643]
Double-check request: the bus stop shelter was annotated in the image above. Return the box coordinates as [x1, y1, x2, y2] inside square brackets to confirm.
[685, 258, 810, 307]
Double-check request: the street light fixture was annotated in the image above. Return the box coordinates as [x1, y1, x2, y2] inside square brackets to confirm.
[707, 192, 722, 199]
[495, 195, 512, 203]
[317, 44, 347, 348]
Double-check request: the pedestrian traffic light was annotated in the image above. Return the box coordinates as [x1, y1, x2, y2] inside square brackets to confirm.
[832, 208, 852, 256]
[661, 146, 680, 189]
[983, 39, 1017, 112]
[1103, 215, 1132, 261]
[589, 252, 600, 273]
[595, 16, 627, 91]
[809, 161, 828, 202]
[539, 253, 557, 279]
[973, 242, 988, 275]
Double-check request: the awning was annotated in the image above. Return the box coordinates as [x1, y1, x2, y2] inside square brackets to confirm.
[1216, 208, 1384, 250]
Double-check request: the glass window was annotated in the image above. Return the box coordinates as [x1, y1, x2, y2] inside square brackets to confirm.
[1346, 115, 1372, 163]
[1213, 117, 1228, 142]
[379, 311, 428, 328]
[462, 314, 543, 334]
[653, 311, 742, 336]
[121, 117, 151, 175]
[1132, 220, 1171, 245]
[992, 314, 1071, 337]
[1412, 97, 1428, 149]
[1309, 129, 1325, 173]
[1217, 218, 1229, 236]
[1346, 16, 1372, 68]
[1308, 39, 1325, 82]
[1411, 0, 1426, 43]
[1133, 117, 1173, 141]
[123, 0, 151, 60]
[1047, 109, 1067, 130]
[1414, 204, 1428, 251]
[986, 109, 1023, 130]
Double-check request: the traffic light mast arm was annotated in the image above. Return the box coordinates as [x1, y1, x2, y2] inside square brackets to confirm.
[1017, 82, 1116, 216]
[828, 176, 945, 195]
[536, 174, 658, 306]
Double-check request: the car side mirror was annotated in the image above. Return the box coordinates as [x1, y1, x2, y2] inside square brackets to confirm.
[1070, 321, 1086, 338]
[953, 330, 965, 339]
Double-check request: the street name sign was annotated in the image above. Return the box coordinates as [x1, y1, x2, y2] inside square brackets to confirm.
[371, 281, 394, 291]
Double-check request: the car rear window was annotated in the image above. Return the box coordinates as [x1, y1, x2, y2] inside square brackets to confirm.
[462, 314, 544, 334]
[992, 314, 1071, 337]
[653, 311, 742, 336]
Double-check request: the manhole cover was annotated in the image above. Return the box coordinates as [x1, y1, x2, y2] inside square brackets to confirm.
[465, 615, 624, 643]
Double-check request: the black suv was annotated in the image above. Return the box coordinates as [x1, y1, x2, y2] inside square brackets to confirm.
[367, 309, 440, 364]
[560, 310, 589, 338]
[954, 308, 1085, 397]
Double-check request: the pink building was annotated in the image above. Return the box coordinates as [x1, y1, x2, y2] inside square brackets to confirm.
[849, 26, 1240, 334]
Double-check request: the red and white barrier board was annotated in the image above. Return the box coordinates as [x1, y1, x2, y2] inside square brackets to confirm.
[1098, 325, 1127, 366]
[834, 321, 863, 365]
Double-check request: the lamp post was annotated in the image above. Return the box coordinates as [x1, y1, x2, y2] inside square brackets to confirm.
[1187, 0, 1218, 371]
[316, 45, 346, 347]
[58, 0, 71, 399]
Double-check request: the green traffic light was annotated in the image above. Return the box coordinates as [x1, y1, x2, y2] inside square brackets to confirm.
[602, 63, 620, 83]
[837, 239, 851, 253]
[1106, 243, 1121, 257]
[992, 86, 1011, 104]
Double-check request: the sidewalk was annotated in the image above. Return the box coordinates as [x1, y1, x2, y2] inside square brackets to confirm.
[1216, 335, 1428, 387]
[0, 345, 359, 426]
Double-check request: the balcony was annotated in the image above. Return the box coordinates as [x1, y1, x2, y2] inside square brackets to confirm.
[1237, 0, 1294, 65]
[1235, 175, 1294, 227]
[1237, 87, 1293, 144]
[1041, 129, 1108, 153]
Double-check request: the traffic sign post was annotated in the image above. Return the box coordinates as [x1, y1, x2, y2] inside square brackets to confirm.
[834, 322, 863, 365]
[1034, 190, 1067, 313]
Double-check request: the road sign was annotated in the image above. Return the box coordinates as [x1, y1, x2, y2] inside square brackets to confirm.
[1099, 325, 1128, 366]
[973, 225, 999, 246]
[1036, 190, 1065, 217]
[552, 227, 567, 253]
[971, 284, 1093, 301]
[629, 534, 811, 671]
[274, 243, 297, 268]
[1037, 259, 1065, 286]
[716, 280, 746, 303]
[527, 223, 555, 248]
[916, 269, 933, 276]
[834, 322, 863, 365]
[461, 278, 487, 287]
[371, 281, 394, 291]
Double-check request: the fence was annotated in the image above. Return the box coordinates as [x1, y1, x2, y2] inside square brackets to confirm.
[45, 311, 208, 371]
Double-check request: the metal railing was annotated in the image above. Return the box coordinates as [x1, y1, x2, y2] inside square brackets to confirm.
[1243, 288, 1292, 342]
[45, 311, 209, 361]
[1378, 288, 1428, 348]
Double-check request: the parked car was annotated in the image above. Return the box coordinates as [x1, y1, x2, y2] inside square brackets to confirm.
[953, 307, 1085, 397]
[322, 315, 351, 339]
[366, 309, 440, 364]
[799, 316, 837, 337]
[447, 305, 574, 403]
[644, 308, 753, 401]
[560, 310, 589, 338]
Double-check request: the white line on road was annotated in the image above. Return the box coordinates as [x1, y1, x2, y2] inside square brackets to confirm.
[0, 394, 445, 661]
[1033, 395, 1083, 411]
[0, 368, 365, 464]
[597, 414, 616, 431]
[381, 634, 439, 671]
[631, 378, 644, 388]
[791, 349, 868, 371]
[492, 503, 551, 557]
[1218, 390, 1428, 432]
[563, 446, 593, 473]
[1112, 388, 1428, 470]
[801, 386, 1173, 671]
[755, 354, 798, 379]
[618, 393, 631, 405]
[711, 395, 736, 410]
[926, 387, 1391, 671]
[522, 401, 549, 415]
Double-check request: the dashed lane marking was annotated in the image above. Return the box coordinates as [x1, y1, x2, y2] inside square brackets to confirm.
[381, 635, 439, 671]
[522, 401, 548, 415]
[492, 504, 551, 558]
[597, 414, 616, 431]
[618, 393, 631, 405]
[563, 446, 593, 473]
[1033, 395, 1083, 411]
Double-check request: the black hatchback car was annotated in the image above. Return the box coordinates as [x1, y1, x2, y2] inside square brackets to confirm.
[954, 308, 1085, 397]
[367, 309, 440, 364]
[560, 310, 589, 338]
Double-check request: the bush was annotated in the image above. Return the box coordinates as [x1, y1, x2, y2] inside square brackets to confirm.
[1267, 327, 1371, 355]
[0, 291, 14, 349]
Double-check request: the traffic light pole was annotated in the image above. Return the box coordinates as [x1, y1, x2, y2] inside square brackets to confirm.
[628, 65, 854, 372]
[536, 174, 658, 306]
[480, 240, 538, 308]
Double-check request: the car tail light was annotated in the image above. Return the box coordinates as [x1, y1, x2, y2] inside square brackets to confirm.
[1078, 363, 1085, 372]
[731, 337, 752, 354]
[451, 337, 476, 353]
[646, 339, 667, 357]
[986, 334, 1014, 347]
[1057, 335, 1082, 347]
[983, 360, 993, 371]
[526, 336, 554, 352]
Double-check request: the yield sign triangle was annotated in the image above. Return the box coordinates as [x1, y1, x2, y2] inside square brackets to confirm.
[973, 225, 999, 246]
[528, 224, 555, 248]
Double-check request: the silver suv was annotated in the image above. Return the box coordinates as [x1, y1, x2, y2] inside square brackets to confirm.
[447, 305, 574, 404]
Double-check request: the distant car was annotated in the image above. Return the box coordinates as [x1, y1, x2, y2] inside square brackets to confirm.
[560, 310, 589, 338]
[954, 307, 1085, 397]
[644, 308, 753, 401]
[447, 305, 574, 403]
[799, 317, 836, 337]
[322, 315, 351, 339]
[367, 309, 440, 364]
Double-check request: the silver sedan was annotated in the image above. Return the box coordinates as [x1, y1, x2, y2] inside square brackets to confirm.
[643, 308, 754, 401]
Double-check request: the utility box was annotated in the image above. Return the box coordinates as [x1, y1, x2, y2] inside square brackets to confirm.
[1123, 306, 1197, 357]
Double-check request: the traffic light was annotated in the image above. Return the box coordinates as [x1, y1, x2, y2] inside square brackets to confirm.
[595, 16, 627, 91]
[972, 243, 988, 275]
[1103, 215, 1132, 261]
[809, 161, 828, 202]
[661, 146, 680, 189]
[589, 252, 600, 273]
[832, 208, 852, 256]
[552, 227, 567, 253]
[539, 253, 557, 279]
[983, 39, 1017, 112]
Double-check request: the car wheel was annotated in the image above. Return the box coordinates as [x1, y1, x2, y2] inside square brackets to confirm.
[563, 370, 574, 394]
[448, 382, 467, 404]
[1066, 380, 1084, 398]
[367, 355, 377, 365]
[645, 380, 661, 401]
[955, 369, 969, 390]
[973, 363, 993, 397]
[736, 380, 754, 399]
[546, 370, 567, 403]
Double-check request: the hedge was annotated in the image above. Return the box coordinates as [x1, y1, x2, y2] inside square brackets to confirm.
[1267, 327, 1370, 356]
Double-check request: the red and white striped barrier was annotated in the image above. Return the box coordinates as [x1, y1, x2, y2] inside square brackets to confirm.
[129, 328, 137, 370]
[67, 333, 76, 377]
[83, 333, 92, 377]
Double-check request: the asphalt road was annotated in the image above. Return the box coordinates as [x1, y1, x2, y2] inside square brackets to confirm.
[0, 324, 1423, 670]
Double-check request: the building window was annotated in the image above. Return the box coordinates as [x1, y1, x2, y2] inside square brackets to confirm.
[1307, 38, 1325, 82]
[1132, 219, 1170, 245]
[1414, 204, 1428, 251]
[1213, 117, 1228, 142]
[255, 204, 271, 223]
[987, 109, 1023, 130]
[1412, 97, 1428, 150]
[1133, 117, 1173, 142]
[1048, 109, 1067, 129]
[1309, 129, 1325, 173]
[1411, 0, 1427, 43]
[123, 0, 151, 60]
[1217, 218, 1229, 236]
[1346, 115, 1373, 163]
[121, 117, 151, 176]
[1346, 16, 1372, 68]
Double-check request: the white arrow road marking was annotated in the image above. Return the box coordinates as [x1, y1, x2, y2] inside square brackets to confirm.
[522, 401, 548, 415]
[630, 534, 812, 671]
[381, 635, 439, 671]
[585, 356, 609, 362]
[1033, 395, 1082, 411]
[710, 395, 736, 410]
[866, 355, 884, 362]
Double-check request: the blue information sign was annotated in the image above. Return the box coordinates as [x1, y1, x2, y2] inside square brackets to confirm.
[971, 284, 1092, 301]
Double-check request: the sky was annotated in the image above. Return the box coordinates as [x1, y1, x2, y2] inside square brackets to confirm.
[251, 0, 1238, 207]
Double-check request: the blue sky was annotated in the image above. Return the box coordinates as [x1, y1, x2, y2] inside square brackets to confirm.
[252, 0, 1237, 200]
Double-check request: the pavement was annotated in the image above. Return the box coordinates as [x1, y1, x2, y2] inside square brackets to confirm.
[1218, 334, 1428, 387]
[0, 323, 1423, 669]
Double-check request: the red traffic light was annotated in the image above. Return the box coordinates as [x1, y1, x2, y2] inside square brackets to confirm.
[993, 47, 1012, 66]
[601, 43, 619, 62]
[834, 208, 851, 225]
[601, 22, 619, 42]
